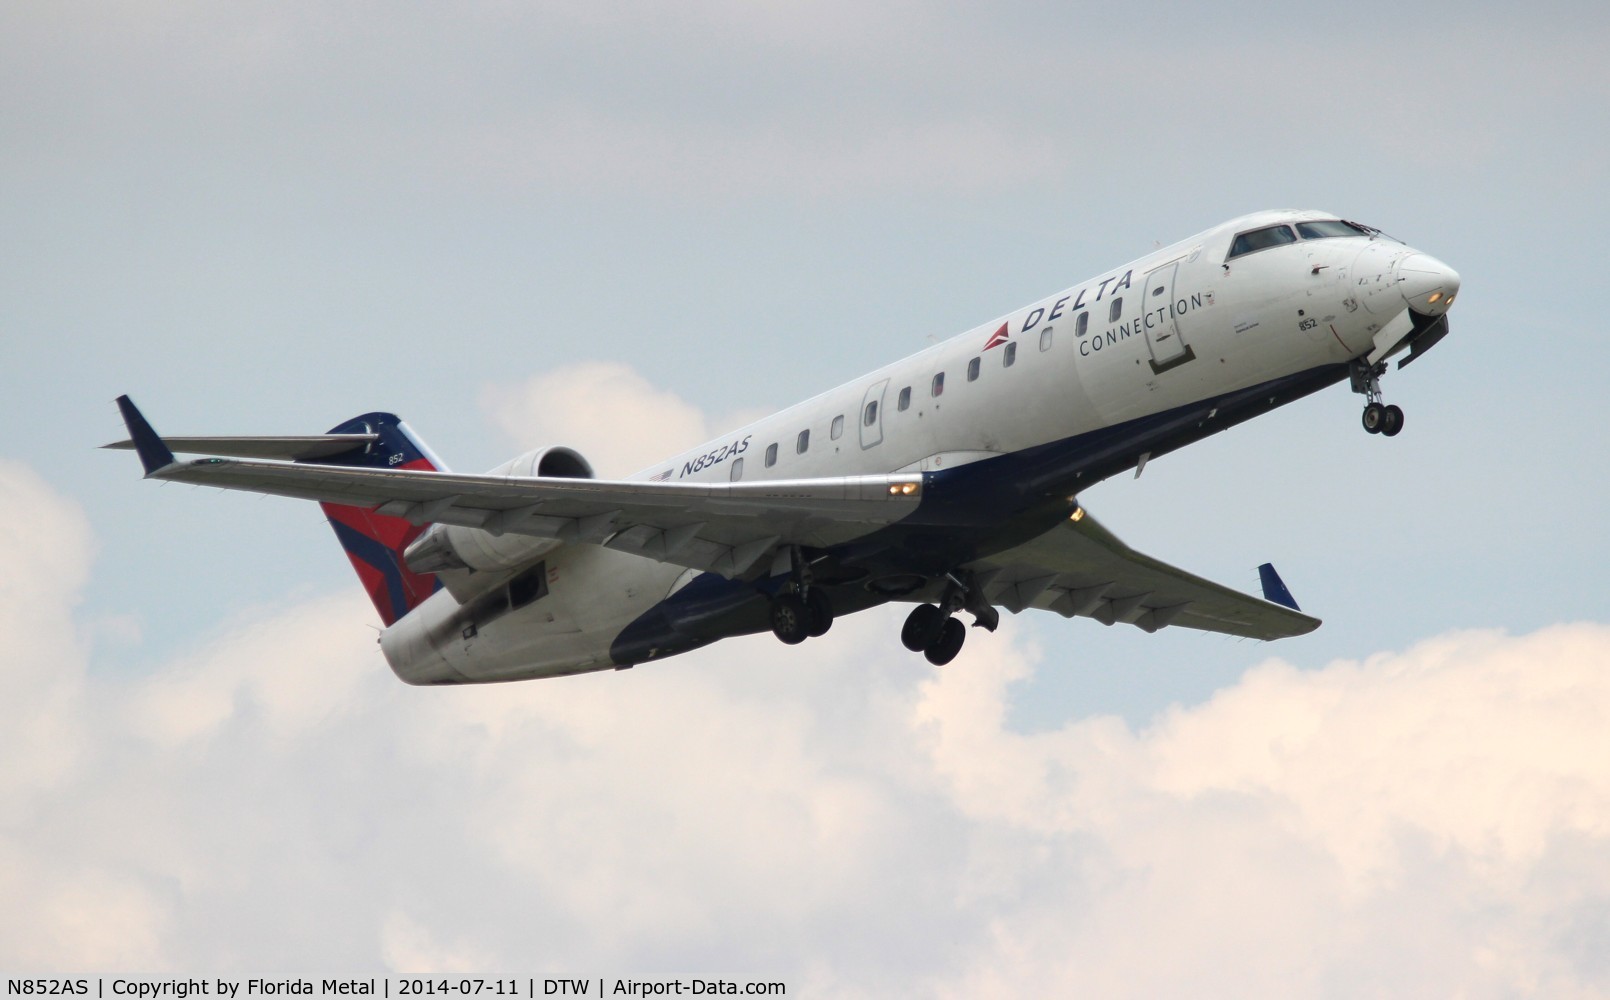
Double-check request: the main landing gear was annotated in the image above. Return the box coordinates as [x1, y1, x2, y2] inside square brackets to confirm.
[1351, 359, 1404, 437]
[769, 587, 833, 645]
[767, 559, 1000, 668]
[899, 573, 999, 666]
[901, 604, 965, 665]
[768, 546, 834, 645]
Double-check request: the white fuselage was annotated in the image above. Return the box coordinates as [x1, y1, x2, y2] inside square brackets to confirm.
[380, 210, 1456, 683]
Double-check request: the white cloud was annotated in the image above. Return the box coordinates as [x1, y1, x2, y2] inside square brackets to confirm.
[481, 361, 713, 476]
[3, 450, 1608, 992]
[0, 460, 93, 799]
[380, 911, 495, 974]
[915, 622, 1610, 998]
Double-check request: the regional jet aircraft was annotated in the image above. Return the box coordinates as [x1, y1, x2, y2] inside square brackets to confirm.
[109, 210, 1459, 683]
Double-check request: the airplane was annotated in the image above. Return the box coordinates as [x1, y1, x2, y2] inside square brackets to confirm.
[108, 209, 1460, 684]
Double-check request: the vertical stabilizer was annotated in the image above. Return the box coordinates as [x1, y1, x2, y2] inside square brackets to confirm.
[309, 413, 446, 626]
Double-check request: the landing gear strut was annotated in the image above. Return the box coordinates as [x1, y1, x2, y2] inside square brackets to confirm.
[1351, 359, 1405, 437]
[899, 572, 998, 666]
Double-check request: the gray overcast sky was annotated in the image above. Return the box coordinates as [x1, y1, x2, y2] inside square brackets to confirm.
[3, 2, 1609, 992]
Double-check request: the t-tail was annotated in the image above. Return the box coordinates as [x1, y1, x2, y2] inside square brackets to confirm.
[308, 413, 447, 626]
[107, 397, 449, 627]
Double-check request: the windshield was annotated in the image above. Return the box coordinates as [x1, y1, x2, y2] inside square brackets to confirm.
[1295, 220, 1371, 239]
[1226, 224, 1297, 260]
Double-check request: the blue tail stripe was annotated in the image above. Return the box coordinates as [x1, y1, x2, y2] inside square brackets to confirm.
[330, 519, 411, 623]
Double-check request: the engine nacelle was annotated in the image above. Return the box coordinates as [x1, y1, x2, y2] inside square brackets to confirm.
[403, 446, 595, 574]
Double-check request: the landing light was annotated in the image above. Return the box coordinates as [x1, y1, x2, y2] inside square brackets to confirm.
[1427, 291, 1443, 304]
[888, 482, 919, 496]
[1069, 505, 1086, 522]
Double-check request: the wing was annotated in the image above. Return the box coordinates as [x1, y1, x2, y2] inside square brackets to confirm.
[110, 397, 922, 580]
[964, 510, 1320, 640]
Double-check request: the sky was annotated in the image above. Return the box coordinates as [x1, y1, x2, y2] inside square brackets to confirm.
[3, 1, 1609, 993]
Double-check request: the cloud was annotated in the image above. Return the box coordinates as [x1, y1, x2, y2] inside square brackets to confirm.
[481, 361, 713, 477]
[3, 451, 1608, 992]
[20, 3, 1605, 209]
[0, 460, 93, 799]
[915, 624, 1610, 997]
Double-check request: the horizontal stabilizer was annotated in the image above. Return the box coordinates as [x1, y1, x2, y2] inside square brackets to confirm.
[104, 433, 379, 461]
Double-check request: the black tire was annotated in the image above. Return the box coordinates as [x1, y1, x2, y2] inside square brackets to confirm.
[770, 594, 809, 645]
[1362, 402, 1386, 434]
[805, 589, 833, 638]
[901, 603, 944, 652]
[1382, 404, 1404, 437]
[924, 617, 967, 666]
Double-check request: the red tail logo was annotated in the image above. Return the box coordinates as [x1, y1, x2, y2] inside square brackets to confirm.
[312, 413, 445, 627]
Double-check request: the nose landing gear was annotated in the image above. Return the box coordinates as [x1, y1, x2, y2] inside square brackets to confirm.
[1361, 401, 1404, 436]
[1351, 359, 1405, 437]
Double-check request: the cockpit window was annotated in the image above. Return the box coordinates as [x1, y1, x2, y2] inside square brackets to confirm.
[1296, 220, 1370, 240]
[1226, 224, 1297, 260]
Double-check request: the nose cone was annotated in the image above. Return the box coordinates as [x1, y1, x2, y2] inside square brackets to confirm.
[1398, 252, 1461, 316]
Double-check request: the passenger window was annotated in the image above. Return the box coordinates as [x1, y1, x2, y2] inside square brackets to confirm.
[931, 372, 945, 397]
[1075, 312, 1088, 336]
[967, 357, 981, 382]
[1227, 224, 1297, 260]
[864, 400, 878, 426]
[1003, 342, 1017, 367]
[1108, 298, 1122, 323]
[729, 457, 743, 481]
[898, 386, 911, 411]
[1040, 327, 1053, 352]
[765, 443, 777, 467]
[831, 415, 844, 440]
[796, 429, 810, 454]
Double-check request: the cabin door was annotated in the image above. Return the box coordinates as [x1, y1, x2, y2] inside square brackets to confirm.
[1141, 261, 1196, 374]
[859, 378, 889, 449]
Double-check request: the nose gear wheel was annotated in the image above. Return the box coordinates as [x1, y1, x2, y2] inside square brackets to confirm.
[1351, 359, 1406, 437]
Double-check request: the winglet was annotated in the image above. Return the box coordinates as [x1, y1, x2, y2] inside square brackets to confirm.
[1257, 562, 1301, 611]
[114, 395, 177, 475]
